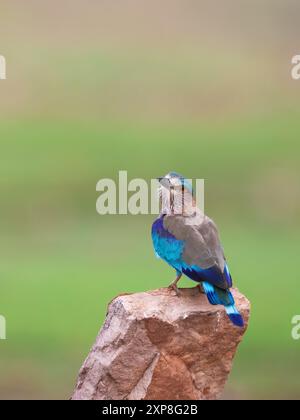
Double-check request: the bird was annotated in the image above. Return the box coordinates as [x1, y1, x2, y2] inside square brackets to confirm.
[151, 171, 244, 327]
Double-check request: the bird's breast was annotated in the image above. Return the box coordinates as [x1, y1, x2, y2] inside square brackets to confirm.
[151, 217, 185, 264]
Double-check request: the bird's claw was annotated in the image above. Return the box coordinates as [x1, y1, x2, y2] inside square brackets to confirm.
[168, 283, 180, 296]
[197, 284, 205, 294]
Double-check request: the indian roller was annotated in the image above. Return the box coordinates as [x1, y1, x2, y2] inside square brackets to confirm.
[151, 172, 244, 327]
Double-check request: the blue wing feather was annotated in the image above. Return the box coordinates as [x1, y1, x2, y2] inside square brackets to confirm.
[152, 216, 232, 289]
[152, 216, 243, 327]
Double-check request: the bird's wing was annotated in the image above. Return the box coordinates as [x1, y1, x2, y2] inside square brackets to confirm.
[163, 211, 230, 289]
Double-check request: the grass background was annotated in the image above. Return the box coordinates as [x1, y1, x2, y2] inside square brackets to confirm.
[0, 0, 300, 399]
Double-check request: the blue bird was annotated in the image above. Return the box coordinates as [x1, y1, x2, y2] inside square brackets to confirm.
[151, 172, 244, 328]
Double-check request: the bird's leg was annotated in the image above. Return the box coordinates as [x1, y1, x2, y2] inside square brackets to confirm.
[197, 283, 205, 294]
[168, 272, 182, 296]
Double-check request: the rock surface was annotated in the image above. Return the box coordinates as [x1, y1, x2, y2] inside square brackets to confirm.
[72, 287, 250, 400]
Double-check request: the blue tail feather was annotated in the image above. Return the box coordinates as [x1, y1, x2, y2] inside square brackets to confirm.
[225, 305, 244, 327]
[202, 282, 244, 328]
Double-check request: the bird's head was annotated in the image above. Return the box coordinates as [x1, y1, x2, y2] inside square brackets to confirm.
[157, 172, 193, 194]
[157, 172, 195, 216]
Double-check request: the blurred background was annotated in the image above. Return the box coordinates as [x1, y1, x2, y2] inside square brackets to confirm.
[1, 0, 300, 399]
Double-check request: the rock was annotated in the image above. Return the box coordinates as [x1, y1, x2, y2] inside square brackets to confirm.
[72, 287, 250, 400]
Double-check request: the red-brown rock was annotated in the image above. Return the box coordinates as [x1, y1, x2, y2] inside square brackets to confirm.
[72, 287, 250, 400]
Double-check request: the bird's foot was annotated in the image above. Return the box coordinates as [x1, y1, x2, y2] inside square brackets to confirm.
[168, 282, 181, 297]
[197, 283, 205, 294]
[167, 273, 182, 297]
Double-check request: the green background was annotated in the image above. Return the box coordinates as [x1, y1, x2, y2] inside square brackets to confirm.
[0, 1, 299, 399]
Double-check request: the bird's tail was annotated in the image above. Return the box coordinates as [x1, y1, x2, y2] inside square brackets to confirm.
[202, 282, 244, 328]
[225, 304, 244, 328]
